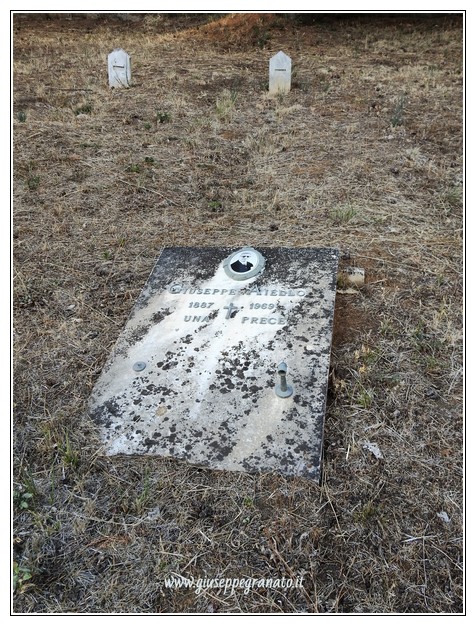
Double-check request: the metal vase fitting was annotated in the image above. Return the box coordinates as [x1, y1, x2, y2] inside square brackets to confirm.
[275, 361, 293, 398]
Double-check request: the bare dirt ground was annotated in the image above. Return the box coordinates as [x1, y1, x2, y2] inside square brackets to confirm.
[12, 13, 463, 613]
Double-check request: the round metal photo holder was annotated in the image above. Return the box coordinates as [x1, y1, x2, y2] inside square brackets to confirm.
[223, 247, 266, 281]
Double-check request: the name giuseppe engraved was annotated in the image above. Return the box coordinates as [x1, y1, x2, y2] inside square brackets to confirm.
[168, 284, 307, 297]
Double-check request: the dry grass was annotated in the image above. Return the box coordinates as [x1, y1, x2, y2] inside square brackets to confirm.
[12, 13, 463, 613]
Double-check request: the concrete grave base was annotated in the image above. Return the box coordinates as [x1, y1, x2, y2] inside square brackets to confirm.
[89, 247, 339, 481]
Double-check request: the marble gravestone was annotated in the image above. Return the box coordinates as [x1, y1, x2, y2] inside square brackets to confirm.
[108, 48, 131, 88]
[269, 51, 292, 95]
[89, 247, 339, 481]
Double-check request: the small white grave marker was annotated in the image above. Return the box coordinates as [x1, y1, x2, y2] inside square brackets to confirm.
[269, 51, 292, 95]
[108, 48, 131, 88]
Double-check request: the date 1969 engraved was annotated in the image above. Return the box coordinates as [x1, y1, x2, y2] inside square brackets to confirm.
[250, 302, 276, 310]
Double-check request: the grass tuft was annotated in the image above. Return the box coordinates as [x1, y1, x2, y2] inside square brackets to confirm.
[390, 94, 406, 127]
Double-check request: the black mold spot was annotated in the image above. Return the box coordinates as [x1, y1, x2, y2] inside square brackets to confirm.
[219, 420, 235, 435]
[89, 398, 120, 428]
[141, 383, 159, 396]
[126, 322, 153, 345]
[152, 308, 172, 324]
[105, 399, 120, 416]
[162, 360, 178, 371]
[157, 386, 177, 397]
[144, 437, 158, 449]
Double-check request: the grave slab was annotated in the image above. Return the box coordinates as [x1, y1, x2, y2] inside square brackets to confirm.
[88, 247, 339, 481]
